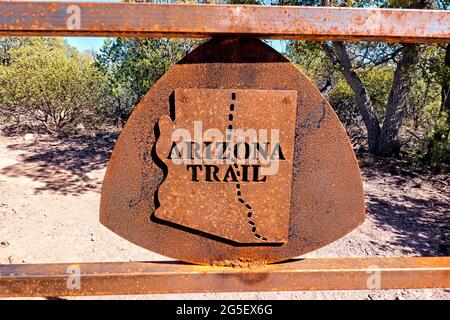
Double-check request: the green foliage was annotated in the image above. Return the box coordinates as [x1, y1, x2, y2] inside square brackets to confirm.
[286, 41, 332, 86]
[287, 41, 394, 123]
[359, 66, 394, 116]
[419, 45, 450, 168]
[286, 39, 448, 168]
[426, 112, 450, 168]
[287, 41, 395, 111]
[0, 37, 34, 66]
[95, 38, 198, 126]
[0, 37, 108, 134]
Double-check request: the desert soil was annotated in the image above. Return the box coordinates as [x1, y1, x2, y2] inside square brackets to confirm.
[0, 133, 449, 300]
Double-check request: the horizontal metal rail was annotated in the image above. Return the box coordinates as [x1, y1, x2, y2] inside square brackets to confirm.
[0, 2, 449, 43]
[1, 257, 449, 297]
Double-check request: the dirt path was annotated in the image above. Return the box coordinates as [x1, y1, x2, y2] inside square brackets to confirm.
[0, 133, 449, 299]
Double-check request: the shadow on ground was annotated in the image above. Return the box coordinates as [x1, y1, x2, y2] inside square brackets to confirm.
[360, 157, 450, 257]
[0, 132, 448, 257]
[0, 132, 117, 195]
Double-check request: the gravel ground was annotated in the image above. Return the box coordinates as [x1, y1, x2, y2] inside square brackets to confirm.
[0, 133, 449, 300]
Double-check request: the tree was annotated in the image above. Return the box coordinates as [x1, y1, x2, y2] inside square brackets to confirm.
[424, 44, 450, 166]
[286, 0, 436, 157]
[325, 0, 434, 157]
[95, 37, 198, 127]
[0, 38, 108, 134]
[0, 37, 33, 66]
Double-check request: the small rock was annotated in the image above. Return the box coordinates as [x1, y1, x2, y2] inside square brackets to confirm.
[23, 133, 34, 141]
[0, 241, 10, 247]
[412, 178, 422, 188]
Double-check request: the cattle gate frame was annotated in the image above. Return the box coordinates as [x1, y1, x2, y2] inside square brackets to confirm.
[0, 1, 449, 297]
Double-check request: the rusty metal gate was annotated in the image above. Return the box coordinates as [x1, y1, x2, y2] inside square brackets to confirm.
[0, 1, 449, 297]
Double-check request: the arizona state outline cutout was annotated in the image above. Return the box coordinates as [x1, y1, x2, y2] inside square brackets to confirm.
[155, 89, 297, 244]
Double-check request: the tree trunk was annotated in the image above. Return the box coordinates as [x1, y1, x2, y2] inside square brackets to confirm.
[376, 44, 420, 157]
[323, 41, 420, 156]
[374, 1, 432, 156]
[328, 42, 381, 154]
[437, 44, 450, 140]
[317, 0, 430, 157]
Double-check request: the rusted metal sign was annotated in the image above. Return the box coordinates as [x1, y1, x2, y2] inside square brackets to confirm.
[0, 2, 449, 43]
[100, 37, 365, 265]
[155, 89, 297, 244]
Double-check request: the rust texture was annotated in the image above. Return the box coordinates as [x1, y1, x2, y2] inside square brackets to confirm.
[0, 2, 449, 43]
[0, 257, 449, 297]
[154, 89, 297, 244]
[100, 37, 365, 265]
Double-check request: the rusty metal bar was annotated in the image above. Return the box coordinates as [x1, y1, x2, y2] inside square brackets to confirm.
[0, 2, 449, 43]
[1, 257, 449, 297]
